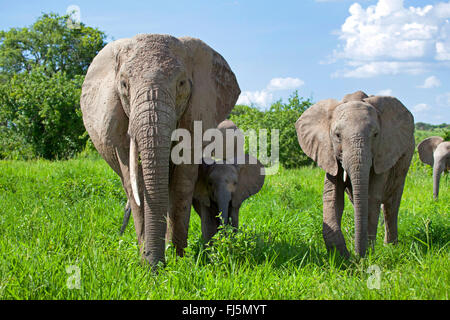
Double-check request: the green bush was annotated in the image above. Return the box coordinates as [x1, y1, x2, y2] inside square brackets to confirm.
[443, 129, 450, 141]
[229, 91, 313, 168]
[0, 67, 86, 159]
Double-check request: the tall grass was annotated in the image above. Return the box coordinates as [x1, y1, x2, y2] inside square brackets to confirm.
[0, 156, 448, 299]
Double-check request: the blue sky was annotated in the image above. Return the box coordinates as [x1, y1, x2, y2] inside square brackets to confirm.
[0, 0, 449, 124]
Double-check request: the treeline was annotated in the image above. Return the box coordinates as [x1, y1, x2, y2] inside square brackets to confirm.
[415, 122, 450, 131]
[0, 13, 447, 167]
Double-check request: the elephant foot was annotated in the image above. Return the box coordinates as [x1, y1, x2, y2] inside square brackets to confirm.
[323, 223, 350, 259]
[384, 238, 398, 246]
[368, 237, 377, 254]
[325, 244, 350, 261]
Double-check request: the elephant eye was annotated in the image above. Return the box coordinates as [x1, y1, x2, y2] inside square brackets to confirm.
[374, 132, 378, 138]
[335, 132, 341, 139]
[121, 80, 127, 89]
[179, 80, 185, 87]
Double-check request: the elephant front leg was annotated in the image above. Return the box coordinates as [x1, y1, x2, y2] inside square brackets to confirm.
[200, 204, 220, 242]
[167, 163, 198, 256]
[367, 170, 387, 250]
[322, 169, 349, 259]
[230, 206, 239, 230]
[382, 154, 411, 245]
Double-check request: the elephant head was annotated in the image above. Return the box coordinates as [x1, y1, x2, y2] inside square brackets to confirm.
[81, 34, 240, 267]
[193, 154, 265, 241]
[417, 136, 450, 199]
[214, 119, 245, 161]
[295, 91, 414, 257]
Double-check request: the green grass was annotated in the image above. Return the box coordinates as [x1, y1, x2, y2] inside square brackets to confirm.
[0, 155, 448, 299]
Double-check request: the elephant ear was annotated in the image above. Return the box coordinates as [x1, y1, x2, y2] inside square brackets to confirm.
[193, 158, 215, 207]
[232, 154, 265, 207]
[364, 96, 415, 174]
[80, 38, 133, 158]
[295, 99, 341, 176]
[417, 136, 444, 166]
[178, 37, 241, 134]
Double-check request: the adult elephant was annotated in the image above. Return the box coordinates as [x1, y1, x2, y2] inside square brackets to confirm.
[295, 91, 415, 258]
[417, 136, 450, 200]
[80, 34, 240, 268]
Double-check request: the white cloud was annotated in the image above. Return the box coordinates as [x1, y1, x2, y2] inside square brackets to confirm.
[417, 75, 441, 88]
[376, 89, 392, 96]
[413, 103, 431, 112]
[266, 77, 305, 91]
[331, 0, 450, 77]
[236, 77, 305, 107]
[436, 41, 450, 60]
[333, 61, 426, 78]
[236, 90, 273, 107]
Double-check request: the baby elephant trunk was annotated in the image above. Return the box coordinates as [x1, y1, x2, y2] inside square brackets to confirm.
[217, 185, 232, 225]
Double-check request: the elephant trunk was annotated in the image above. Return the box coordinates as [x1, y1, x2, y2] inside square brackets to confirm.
[345, 139, 371, 257]
[216, 186, 231, 225]
[432, 158, 444, 200]
[129, 90, 176, 268]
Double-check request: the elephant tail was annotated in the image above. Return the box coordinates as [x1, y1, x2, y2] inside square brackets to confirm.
[120, 200, 132, 235]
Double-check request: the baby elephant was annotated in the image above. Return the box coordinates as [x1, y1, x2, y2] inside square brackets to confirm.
[193, 154, 265, 241]
[417, 136, 450, 200]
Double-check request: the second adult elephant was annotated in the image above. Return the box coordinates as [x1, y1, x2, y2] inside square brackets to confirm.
[417, 136, 450, 200]
[295, 91, 415, 258]
[80, 34, 240, 268]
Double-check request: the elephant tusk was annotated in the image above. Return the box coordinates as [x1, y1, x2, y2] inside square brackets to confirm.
[129, 137, 141, 207]
[343, 169, 348, 183]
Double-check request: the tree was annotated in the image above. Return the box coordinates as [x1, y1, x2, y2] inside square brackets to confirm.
[0, 13, 106, 81]
[229, 91, 313, 169]
[0, 13, 107, 159]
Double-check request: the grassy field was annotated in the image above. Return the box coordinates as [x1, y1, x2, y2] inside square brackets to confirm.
[0, 152, 448, 299]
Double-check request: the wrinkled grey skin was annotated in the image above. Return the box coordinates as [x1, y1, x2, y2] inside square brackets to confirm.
[296, 91, 415, 258]
[418, 136, 450, 200]
[193, 155, 265, 241]
[80, 34, 240, 269]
